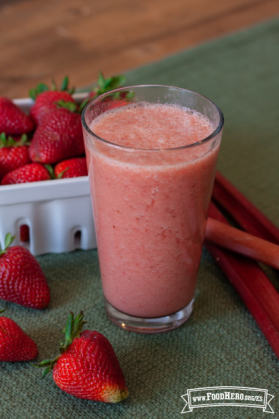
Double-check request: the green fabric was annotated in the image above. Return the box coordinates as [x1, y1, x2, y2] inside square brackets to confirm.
[2, 18, 279, 418]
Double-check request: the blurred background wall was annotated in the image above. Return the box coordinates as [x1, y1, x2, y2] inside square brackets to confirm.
[0, 0, 278, 98]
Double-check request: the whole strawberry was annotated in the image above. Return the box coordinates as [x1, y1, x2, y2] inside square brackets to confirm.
[29, 104, 84, 164]
[30, 77, 75, 125]
[0, 233, 50, 309]
[35, 312, 128, 403]
[79, 72, 127, 112]
[0, 133, 31, 180]
[1, 163, 51, 185]
[54, 157, 88, 179]
[0, 309, 38, 361]
[0, 97, 34, 135]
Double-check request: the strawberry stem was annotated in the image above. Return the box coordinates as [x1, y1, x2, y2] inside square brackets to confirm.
[33, 311, 87, 378]
[60, 311, 87, 352]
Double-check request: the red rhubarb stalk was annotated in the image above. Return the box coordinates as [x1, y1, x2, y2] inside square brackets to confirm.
[205, 217, 279, 270]
[205, 202, 279, 359]
[212, 171, 279, 243]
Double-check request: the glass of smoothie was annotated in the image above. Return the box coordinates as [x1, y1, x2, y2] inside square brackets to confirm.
[81, 85, 224, 333]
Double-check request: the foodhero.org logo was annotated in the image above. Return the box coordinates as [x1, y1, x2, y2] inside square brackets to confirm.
[181, 386, 274, 414]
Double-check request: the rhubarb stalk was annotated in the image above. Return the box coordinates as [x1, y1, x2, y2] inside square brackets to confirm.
[212, 171, 279, 244]
[205, 202, 279, 359]
[205, 217, 279, 270]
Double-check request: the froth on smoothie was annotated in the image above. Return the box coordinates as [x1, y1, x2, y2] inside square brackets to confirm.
[90, 102, 214, 150]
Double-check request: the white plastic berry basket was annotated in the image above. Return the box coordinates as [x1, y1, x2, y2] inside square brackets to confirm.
[0, 93, 97, 255]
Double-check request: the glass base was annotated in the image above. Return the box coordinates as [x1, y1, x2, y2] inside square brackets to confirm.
[104, 298, 194, 334]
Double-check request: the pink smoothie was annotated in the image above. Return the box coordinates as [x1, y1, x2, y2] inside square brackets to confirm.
[85, 103, 221, 318]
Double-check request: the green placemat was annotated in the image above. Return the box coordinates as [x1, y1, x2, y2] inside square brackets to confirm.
[2, 18, 279, 418]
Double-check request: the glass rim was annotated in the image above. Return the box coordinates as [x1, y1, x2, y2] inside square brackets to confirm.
[81, 84, 224, 152]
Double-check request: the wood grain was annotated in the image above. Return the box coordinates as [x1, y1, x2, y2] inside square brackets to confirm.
[0, 0, 278, 98]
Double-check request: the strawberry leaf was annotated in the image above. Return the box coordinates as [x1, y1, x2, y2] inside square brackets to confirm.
[57, 167, 69, 179]
[107, 75, 126, 90]
[41, 366, 52, 379]
[37, 83, 49, 93]
[29, 88, 37, 101]
[79, 98, 90, 113]
[5, 233, 15, 250]
[63, 311, 74, 349]
[32, 355, 60, 378]
[126, 90, 135, 100]
[68, 87, 75, 95]
[0, 133, 7, 147]
[0, 132, 6, 142]
[30, 77, 75, 99]
[44, 164, 55, 179]
[17, 134, 31, 147]
[0, 233, 15, 255]
[103, 77, 113, 89]
[94, 73, 126, 95]
[60, 76, 69, 91]
[0, 133, 30, 148]
[55, 100, 78, 113]
[60, 311, 87, 352]
[97, 72, 106, 89]
[29, 83, 49, 100]
[34, 359, 53, 367]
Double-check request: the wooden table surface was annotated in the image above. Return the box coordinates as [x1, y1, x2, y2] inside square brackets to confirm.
[1, 0, 278, 98]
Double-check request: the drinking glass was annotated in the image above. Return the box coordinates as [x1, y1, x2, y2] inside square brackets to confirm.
[81, 85, 224, 333]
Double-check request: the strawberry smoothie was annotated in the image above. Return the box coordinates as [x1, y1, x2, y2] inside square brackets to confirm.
[84, 98, 222, 320]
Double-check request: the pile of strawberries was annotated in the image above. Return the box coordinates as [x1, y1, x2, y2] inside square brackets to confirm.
[0, 232, 129, 403]
[0, 73, 129, 404]
[0, 73, 125, 185]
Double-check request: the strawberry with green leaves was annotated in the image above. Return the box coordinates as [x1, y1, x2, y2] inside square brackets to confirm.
[29, 101, 84, 164]
[89, 72, 126, 98]
[0, 133, 31, 180]
[30, 76, 75, 124]
[35, 311, 128, 403]
[1, 162, 52, 185]
[0, 309, 38, 361]
[0, 97, 34, 135]
[54, 157, 88, 179]
[0, 233, 50, 309]
[80, 72, 129, 111]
